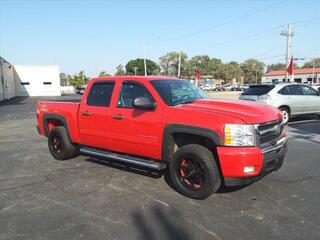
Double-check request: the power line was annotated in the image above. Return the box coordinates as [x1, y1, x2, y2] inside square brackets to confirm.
[257, 54, 285, 61]
[147, 0, 287, 44]
[207, 27, 282, 48]
[253, 44, 287, 59]
[293, 18, 320, 26]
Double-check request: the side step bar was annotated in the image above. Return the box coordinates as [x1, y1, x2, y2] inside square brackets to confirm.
[80, 147, 166, 170]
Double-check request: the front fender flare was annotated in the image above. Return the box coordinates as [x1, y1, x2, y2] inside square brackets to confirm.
[162, 124, 222, 162]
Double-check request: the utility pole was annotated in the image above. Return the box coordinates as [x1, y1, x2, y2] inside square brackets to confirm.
[312, 58, 315, 83]
[82, 72, 85, 85]
[255, 68, 258, 84]
[178, 51, 181, 77]
[281, 22, 294, 82]
[142, 39, 147, 76]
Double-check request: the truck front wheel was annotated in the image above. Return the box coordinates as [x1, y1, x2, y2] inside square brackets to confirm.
[169, 144, 221, 199]
[48, 126, 79, 160]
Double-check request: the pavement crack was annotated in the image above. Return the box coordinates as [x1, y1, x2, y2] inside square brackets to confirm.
[267, 174, 320, 184]
[21, 189, 128, 226]
[0, 178, 48, 191]
[135, 188, 169, 207]
[264, 194, 320, 233]
[182, 215, 223, 240]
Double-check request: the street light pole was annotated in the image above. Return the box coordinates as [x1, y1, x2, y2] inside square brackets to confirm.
[142, 39, 147, 76]
[178, 51, 181, 77]
[133, 67, 138, 76]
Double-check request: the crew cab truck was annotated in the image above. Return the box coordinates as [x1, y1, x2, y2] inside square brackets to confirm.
[37, 76, 288, 199]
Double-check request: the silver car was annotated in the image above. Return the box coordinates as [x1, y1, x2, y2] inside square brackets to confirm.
[239, 83, 320, 124]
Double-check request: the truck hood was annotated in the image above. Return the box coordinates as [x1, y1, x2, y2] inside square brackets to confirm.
[177, 99, 282, 124]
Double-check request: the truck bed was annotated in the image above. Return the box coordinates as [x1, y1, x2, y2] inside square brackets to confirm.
[43, 98, 81, 103]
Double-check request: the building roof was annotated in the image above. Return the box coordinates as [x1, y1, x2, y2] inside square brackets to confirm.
[264, 67, 320, 77]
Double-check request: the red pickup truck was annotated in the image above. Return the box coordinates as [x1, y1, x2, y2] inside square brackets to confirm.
[37, 76, 288, 199]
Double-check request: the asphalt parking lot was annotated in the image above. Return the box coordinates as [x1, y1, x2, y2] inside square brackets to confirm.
[1, 96, 320, 240]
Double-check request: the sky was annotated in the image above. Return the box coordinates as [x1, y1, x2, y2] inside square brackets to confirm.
[0, 0, 319, 76]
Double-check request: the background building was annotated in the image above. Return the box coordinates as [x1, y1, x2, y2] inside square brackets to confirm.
[0, 57, 16, 101]
[262, 68, 320, 84]
[14, 65, 61, 96]
[0, 57, 61, 101]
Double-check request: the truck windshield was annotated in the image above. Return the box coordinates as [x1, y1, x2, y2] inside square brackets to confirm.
[151, 80, 210, 106]
[242, 85, 275, 96]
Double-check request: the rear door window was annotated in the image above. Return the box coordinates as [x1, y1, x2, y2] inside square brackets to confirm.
[242, 85, 275, 96]
[278, 85, 303, 95]
[87, 82, 115, 107]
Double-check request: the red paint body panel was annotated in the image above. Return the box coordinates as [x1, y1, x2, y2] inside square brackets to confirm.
[37, 101, 82, 143]
[217, 146, 263, 177]
[37, 76, 285, 180]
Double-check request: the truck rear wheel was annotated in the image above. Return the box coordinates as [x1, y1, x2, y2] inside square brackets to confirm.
[48, 126, 79, 160]
[169, 144, 221, 199]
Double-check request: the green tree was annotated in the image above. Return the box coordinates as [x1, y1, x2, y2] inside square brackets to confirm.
[115, 65, 126, 75]
[266, 63, 286, 72]
[70, 71, 88, 87]
[302, 58, 320, 68]
[224, 61, 243, 82]
[60, 73, 67, 86]
[240, 59, 265, 84]
[60, 73, 73, 86]
[99, 71, 111, 77]
[159, 52, 188, 77]
[125, 58, 160, 76]
[208, 58, 224, 79]
[187, 55, 211, 75]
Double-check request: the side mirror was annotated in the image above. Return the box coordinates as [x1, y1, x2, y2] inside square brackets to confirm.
[133, 97, 156, 110]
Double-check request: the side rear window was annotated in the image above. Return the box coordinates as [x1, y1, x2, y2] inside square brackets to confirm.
[87, 82, 115, 107]
[300, 85, 319, 96]
[278, 85, 303, 95]
[242, 85, 275, 96]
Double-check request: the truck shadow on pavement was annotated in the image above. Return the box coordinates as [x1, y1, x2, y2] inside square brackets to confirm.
[0, 96, 29, 106]
[132, 205, 193, 240]
[86, 157, 251, 194]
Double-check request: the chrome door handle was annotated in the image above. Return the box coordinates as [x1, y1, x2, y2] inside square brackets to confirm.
[112, 114, 124, 120]
[81, 111, 91, 116]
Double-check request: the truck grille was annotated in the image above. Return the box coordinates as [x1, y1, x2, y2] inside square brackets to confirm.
[256, 119, 284, 145]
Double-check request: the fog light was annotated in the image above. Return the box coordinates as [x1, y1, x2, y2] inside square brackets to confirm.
[244, 166, 255, 173]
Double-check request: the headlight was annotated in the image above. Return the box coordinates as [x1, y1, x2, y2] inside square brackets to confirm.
[224, 124, 255, 146]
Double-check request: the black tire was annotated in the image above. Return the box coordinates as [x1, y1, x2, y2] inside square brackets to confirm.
[279, 107, 290, 124]
[169, 144, 221, 199]
[48, 126, 79, 160]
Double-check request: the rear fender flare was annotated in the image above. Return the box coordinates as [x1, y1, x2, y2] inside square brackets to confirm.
[43, 114, 72, 142]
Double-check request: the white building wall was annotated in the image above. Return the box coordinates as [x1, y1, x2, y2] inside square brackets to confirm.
[262, 74, 320, 84]
[14, 65, 61, 96]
